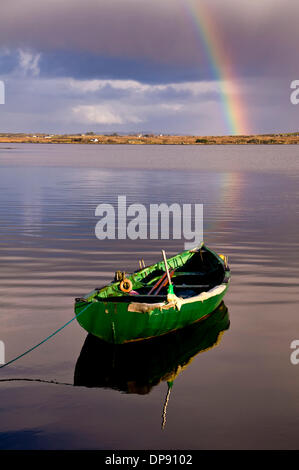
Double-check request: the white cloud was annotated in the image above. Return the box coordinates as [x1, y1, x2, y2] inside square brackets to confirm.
[67, 78, 149, 93]
[18, 49, 41, 76]
[72, 104, 142, 125]
[161, 103, 183, 111]
[66, 77, 223, 96]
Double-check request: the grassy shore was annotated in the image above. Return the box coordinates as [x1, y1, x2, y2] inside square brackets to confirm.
[1, 132, 299, 145]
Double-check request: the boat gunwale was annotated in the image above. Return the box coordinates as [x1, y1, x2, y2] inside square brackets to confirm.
[75, 278, 230, 312]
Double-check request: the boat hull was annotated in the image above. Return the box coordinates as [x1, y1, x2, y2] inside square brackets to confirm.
[74, 302, 230, 392]
[75, 282, 229, 344]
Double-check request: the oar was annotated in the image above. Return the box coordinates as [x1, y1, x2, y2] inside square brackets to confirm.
[148, 271, 167, 295]
[155, 269, 174, 295]
[162, 249, 174, 295]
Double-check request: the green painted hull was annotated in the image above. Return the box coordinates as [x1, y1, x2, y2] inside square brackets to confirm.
[74, 302, 230, 393]
[75, 244, 230, 344]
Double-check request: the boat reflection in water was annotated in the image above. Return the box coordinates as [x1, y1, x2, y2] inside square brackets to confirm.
[74, 302, 229, 428]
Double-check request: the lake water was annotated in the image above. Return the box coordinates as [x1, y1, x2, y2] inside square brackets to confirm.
[0, 143, 299, 450]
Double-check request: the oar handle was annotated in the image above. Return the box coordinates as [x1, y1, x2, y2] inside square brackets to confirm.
[162, 250, 172, 286]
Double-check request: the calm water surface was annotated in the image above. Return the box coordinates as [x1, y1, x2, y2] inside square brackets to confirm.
[0, 144, 299, 449]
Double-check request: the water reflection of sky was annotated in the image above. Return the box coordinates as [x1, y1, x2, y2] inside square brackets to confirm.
[0, 164, 297, 248]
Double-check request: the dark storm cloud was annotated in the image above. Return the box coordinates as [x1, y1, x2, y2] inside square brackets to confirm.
[39, 51, 203, 84]
[0, 1, 194, 65]
[0, 0, 298, 82]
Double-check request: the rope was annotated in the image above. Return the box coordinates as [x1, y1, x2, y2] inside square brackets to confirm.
[0, 302, 93, 370]
[0, 378, 73, 386]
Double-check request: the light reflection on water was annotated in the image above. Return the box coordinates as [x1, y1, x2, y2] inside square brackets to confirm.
[0, 144, 299, 449]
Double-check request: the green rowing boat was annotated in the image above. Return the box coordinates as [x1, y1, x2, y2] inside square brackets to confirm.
[74, 243, 230, 344]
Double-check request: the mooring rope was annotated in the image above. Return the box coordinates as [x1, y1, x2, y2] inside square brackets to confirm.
[0, 302, 93, 370]
[0, 378, 73, 386]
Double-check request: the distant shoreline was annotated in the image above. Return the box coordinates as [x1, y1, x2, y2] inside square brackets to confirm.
[0, 133, 299, 145]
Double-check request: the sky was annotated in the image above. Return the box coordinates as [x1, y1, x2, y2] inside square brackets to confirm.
[0, 0, 298, 135]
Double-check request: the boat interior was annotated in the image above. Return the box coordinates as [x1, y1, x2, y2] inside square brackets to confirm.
[97, 249, 227, 303]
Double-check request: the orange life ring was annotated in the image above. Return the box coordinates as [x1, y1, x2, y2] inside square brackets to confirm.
[120, 279, 133, 293]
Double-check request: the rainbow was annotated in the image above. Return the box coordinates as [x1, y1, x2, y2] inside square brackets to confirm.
[183, 0, 249, 135]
